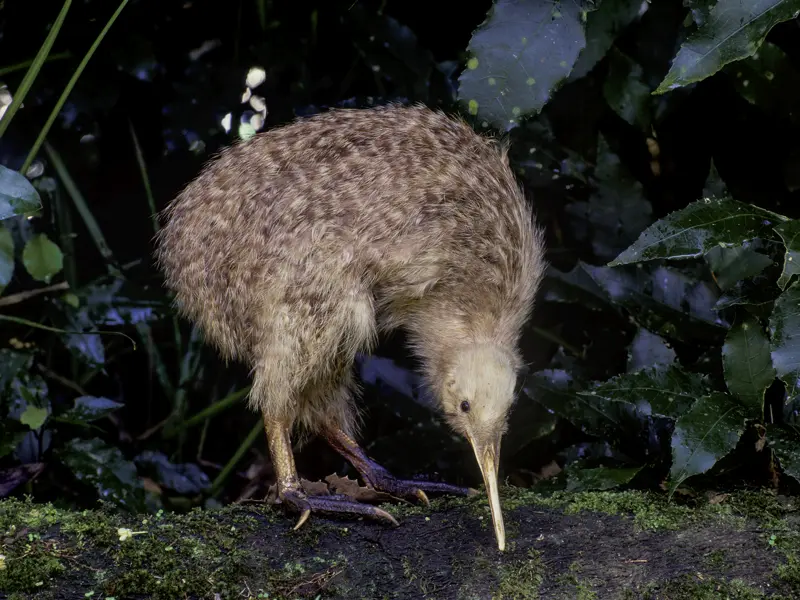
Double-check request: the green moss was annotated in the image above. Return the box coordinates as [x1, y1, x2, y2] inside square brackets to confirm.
[493, 549, 544, 600]
[0, 497, 348, 599]
[703, 548, 728, 570]
[0, 539, 65, 593]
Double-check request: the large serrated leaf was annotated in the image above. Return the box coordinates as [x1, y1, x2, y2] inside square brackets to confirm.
[603, 48, 652, 132]
[775, 220, 800, 290]
[565, 464, 644, 492]
[569, 0, 646, 81]
[566, 136, 653, 263]
[668, 392, 748, 495]
[0, 223, 13, 294]
[654, 0, 800, 94]
[457, 0, 586, 131]
[525, 369, 649, 444]
[726, 41, 800, 125]
[769, 282, 800, 402]
[22, 233, 63, 283]
[585, 263, 728, 344]
[579, 365, 710, 419]
[0, 165, 42, 220]
[627, 328, 677, 372]
[542, 261, 615, 312]
[609, 198, 789, 266]
[704, 245, 773, 291]
[715, 273, 782, 316]
[721, 319, 775, 418]
[767, 425, 800, 484]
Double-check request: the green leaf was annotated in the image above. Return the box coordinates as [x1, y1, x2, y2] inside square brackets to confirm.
[503, 392, 559, 457]
[775, 220, 800, 290]
[627, 328, 677, 372]
[579, 365, 710, 419]
[565, 136, 653, 262]
[0, 350, 32, 392]
[715, 274, 782, 316]
[20, 405, 48, 430]
[705, 245, 773, 291]
[668, 392, 748, 495]
[0, 223, 14, 294]
[0, 165, 42, 220]
[609, 197, 789, 267]
[57, 396, 124, 425]
[585, 263, 728, 344]
[22, 233, 63, 283]
[767, 425, 800, 484]
[702, 158, 729, 199]
[685, 0, 719, 27]
[603, 48, 652, 132]
[0, 431, 27, 460]
[525, 369, 647, 443]
[59, 437, 145, 511]
[134, 450, 212, 495]
[769, 282, 800, 402]
[654, 0, 800, 94]
[457, 0, 586, 130]
[565, 464, 644, 492]
[721, 319, 775, 418]
[542, 261, 615, 312]
[569, 0, 646, 80]
[726, 41, 800, 125]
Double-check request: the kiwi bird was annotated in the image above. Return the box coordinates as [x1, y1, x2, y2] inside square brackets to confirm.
[155, 103, 546, 551]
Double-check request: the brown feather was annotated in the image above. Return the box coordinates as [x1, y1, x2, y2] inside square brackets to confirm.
[155, 103, 547, 439]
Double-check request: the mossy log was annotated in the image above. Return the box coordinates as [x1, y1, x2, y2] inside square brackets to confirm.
[1, 488, 798, 599]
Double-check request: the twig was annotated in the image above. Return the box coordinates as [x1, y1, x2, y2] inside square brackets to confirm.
[36, 364, 86, 396]
[0, 281, 69, 307]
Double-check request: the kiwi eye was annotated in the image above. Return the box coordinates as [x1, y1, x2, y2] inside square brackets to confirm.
[460, 400, 471, 413]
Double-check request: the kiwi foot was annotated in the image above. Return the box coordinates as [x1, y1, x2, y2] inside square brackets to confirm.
[323, 426, 478, 505]
[279, 487, 400, 530]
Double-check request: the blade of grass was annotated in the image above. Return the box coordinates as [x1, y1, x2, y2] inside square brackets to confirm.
[21, 0, 130, 173]
[135, 320, 175, 400]
[0, 0, 72, 139]
[0, 314, 136, 348]
[129, 118, 185, 401]
[211, 418, 262, 497]
[43, 141, 120, 275]
[128, 120, 160, 237]
[0, 52, 73, 78]
[165, 385, 252, 438]
[51, 184, 78, 288]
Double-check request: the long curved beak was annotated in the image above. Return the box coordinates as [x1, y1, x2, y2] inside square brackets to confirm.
[468, 433, 505, 551]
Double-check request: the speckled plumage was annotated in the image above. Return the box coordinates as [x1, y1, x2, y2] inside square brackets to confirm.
[155, 103, 546, 443]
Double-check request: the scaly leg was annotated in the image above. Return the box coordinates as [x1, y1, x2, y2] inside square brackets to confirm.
[263, 415, 399, 529]
[323, 426, 478, 505]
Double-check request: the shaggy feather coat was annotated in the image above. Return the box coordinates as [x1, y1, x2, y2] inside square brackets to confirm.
[155, 104, 546, 438]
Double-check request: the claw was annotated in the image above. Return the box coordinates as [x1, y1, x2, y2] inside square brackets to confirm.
[415, 489, 430, 506]
[293, 507, 312, 531]
[374, 507, 401, 527]
[280, 488, 401, 529]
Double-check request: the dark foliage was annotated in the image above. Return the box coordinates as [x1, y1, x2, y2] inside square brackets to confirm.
[0, 0, 798, 530]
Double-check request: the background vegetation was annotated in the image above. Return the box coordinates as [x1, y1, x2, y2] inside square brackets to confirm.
[0, 0, 799, 529]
